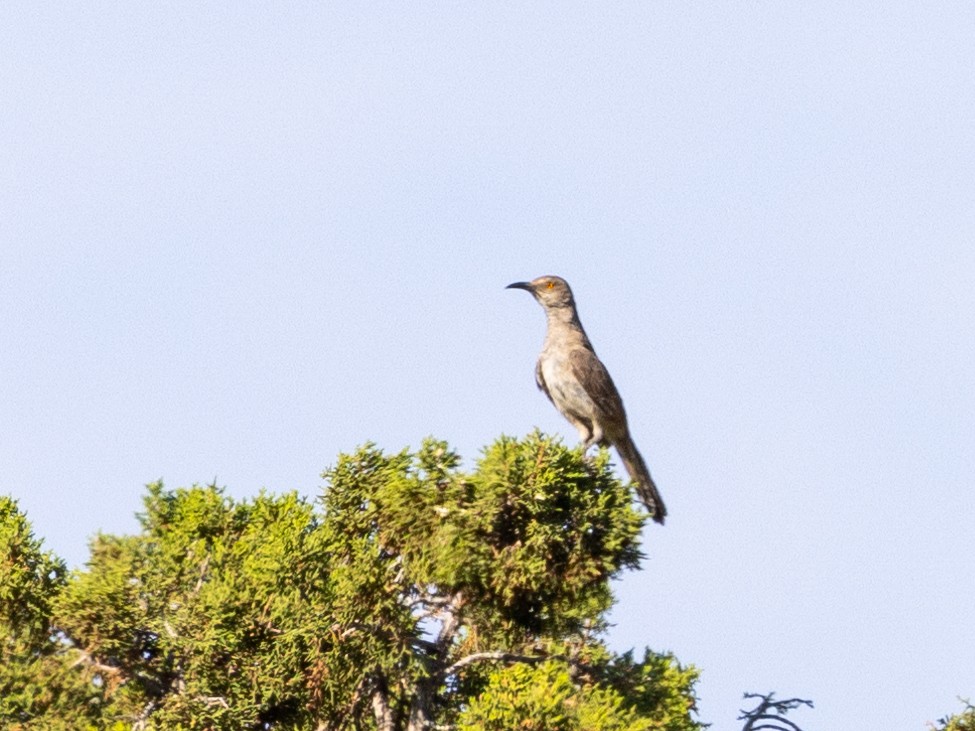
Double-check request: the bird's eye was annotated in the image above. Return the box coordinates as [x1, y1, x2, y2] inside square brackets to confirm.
[546, 281, 555, 289]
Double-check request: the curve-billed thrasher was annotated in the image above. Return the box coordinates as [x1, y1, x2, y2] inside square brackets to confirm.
[507, 275, 667, 524]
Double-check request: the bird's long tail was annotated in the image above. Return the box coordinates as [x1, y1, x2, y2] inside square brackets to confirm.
[614, 435, 667, 524]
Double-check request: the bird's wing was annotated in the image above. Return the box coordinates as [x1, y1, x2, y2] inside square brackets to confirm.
[568, 348, 627, 423]
[535, 358, 555, 405]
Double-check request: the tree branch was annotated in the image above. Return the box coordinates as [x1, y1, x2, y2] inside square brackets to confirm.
[739, 692, 813, 731]
[196, 695, 229, 709]
[407, 591, 465, 731]
[444, 651, 561, 676]
[69, 649, 123, 677]
[372, 679, 395, 731]
[746, 719, 805, 731]
[132, 700, 157, 731]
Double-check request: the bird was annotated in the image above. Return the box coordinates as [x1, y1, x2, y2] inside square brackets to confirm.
[506, 275, 667, 524]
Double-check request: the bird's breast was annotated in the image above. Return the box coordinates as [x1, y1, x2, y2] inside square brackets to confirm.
[539, 351, 595, 416]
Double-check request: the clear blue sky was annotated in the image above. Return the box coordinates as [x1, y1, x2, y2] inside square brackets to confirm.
[2, 3, 973, 729]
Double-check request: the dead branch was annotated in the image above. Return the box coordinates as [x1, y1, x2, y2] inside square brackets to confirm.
[443, 650, 558, 676]
[739, 692, 814, 731]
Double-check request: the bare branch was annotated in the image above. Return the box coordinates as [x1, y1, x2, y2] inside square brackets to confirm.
[739, 692, 813, 731]
[747, 720, 805, 731]
[132, 700, 157, 731]
[372, 679, 395, 731]
[69, 649, 123, 677]
[406, 591, 467, 731]
[196, 695, 229, 709]
[444, 651, 558, 676]
[409, 594, 454, 610]
[193, 554, 211, 594]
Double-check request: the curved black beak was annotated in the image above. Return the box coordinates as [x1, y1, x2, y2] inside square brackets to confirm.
[506, 281, 533, 292]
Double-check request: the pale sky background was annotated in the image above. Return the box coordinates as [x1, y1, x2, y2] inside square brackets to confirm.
[2, 3, 974, 729]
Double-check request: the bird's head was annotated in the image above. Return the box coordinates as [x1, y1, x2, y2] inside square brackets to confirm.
[506, 275, 576, 310]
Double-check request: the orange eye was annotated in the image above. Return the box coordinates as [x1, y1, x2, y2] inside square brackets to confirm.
[546, 281, 555, 289]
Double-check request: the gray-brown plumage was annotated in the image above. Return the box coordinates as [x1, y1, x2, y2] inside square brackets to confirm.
[507, 275, 667, 524]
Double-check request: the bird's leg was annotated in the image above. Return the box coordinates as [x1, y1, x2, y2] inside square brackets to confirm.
[580, 424, 603, 456]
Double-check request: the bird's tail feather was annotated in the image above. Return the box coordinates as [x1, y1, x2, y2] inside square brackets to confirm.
[615, 436, 667, 525]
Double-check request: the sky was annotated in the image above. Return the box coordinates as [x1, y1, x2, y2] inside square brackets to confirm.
[2, 3, 973, 729]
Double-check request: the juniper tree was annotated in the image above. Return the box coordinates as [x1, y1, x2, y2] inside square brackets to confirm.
[1, 434, 701, 731]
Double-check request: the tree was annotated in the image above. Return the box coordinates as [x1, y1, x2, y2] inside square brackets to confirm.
[458, 653, 699, 731]
[1, 433, 702, 730]
[0, 496, 98, 729]
[933, 700, 975, 731]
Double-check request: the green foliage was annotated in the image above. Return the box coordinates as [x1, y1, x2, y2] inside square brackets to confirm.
[0, 434, 702, 730]
[0, 496, 98, 729]
[54, 484, 336, 729]
[0, 496, 66, 638]
[601, 649, 701, 730]
[327, 434, 644, 640]
[458, 661, 651, 731]
[935, 700, 975, 731]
